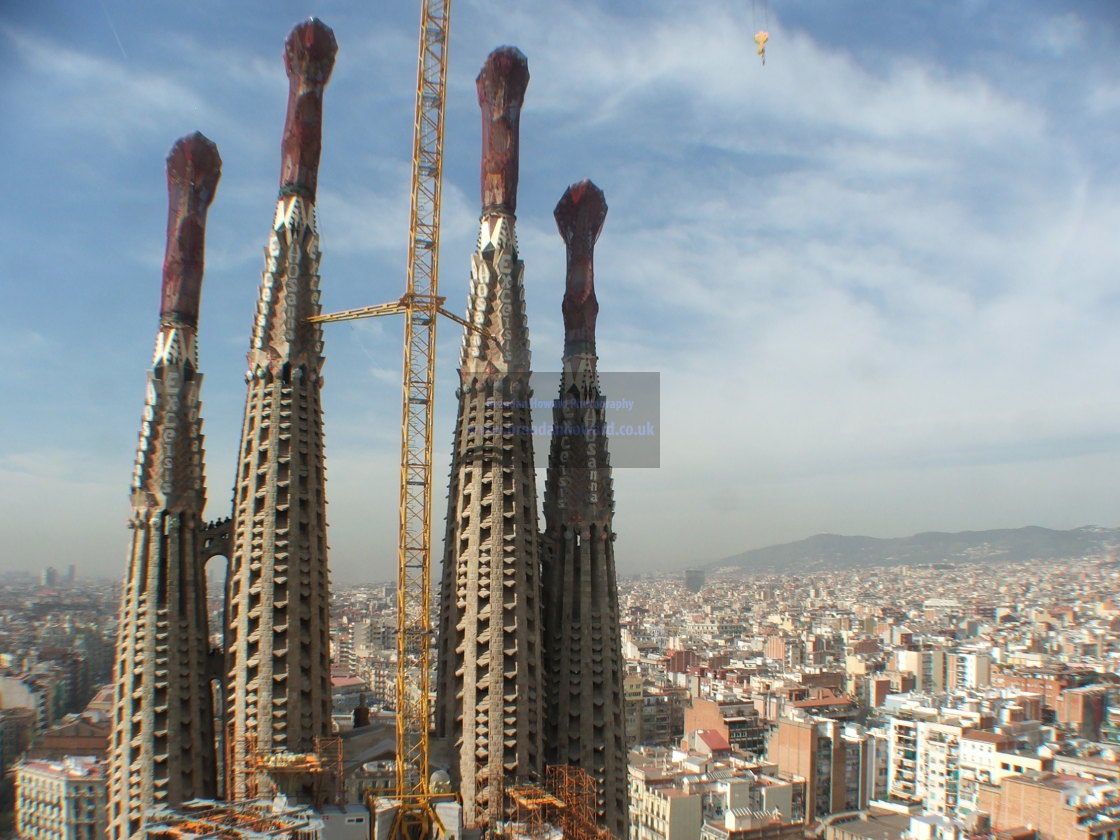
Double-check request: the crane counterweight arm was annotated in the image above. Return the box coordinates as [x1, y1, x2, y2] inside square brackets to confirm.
[311, 300, 492, 342]
[308, 300, 406, 324]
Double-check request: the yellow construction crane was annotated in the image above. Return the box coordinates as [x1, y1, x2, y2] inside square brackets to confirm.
[310, 1, 471, 836]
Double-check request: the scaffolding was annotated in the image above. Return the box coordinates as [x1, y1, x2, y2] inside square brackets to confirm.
[502, 785, 565, 840]
[146, 799, 323, 840]
[488, 767, 620, 840]
[546, 766, 617, 840]
[239, 733, 344, 808]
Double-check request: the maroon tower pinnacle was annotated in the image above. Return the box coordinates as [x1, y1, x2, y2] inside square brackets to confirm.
[436, 46, 544, 830]
[542, 181, 629, 837]
[160, 135, 221, 327]
[477, 46, 529, 214]
[279, 18, 337, 198]
[225, 18, 336, 800]
[109, 133, 221, 840]
[556, 179, 607, 352]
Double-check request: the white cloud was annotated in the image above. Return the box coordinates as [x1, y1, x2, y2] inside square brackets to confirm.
[1026, 12, 1087, 57]
[2, 25, 214, 147]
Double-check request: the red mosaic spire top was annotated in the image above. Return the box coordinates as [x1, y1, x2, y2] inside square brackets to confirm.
[477, 46, 529, 213]
[555, 179, 607, 351]
[280, 18, 337, 198]
[161, 132, 221, 328]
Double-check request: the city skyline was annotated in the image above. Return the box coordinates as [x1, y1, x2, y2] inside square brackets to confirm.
[2, 0, 1119, 583]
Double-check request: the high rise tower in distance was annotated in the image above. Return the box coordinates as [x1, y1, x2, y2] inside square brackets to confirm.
[541, 181, 629, 837]
[225, 18, 336, 798]
[108, 133, 222, 840]
[435, 46, 544, 831]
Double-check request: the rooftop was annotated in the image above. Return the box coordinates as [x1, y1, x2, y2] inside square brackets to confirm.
[18, 756, 104, 779]
[962, 729, 1014, 744]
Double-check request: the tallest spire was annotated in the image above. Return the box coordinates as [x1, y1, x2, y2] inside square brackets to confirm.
[225, 18, 336, 801]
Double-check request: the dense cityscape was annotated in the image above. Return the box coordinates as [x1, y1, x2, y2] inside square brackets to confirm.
[5, 546, 1120, 840]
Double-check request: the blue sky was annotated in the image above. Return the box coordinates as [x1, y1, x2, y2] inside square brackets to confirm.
[2, 0, 1118, 583]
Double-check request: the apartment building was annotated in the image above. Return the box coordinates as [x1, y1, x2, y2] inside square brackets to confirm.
[978, 772, 1120, 840]
[956, 729, 1051, 812]
[626, 673, 645, 748]
[629, 748, 804, 840]
[895, 650, 947, 693]
[947, 652, 992, 691]
[685, 698, 768, 758]
[915, 719, 966, 814]
[767, 715, 881, 821]
[629, 756, 702, 840]
[15, 756, 106, 840]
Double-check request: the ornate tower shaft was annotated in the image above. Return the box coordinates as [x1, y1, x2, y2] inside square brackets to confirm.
[225, 19, 336, 799]
[108, 133, 221, 840]
[541, 181, 629, 837]
[435, 46, 544, 831]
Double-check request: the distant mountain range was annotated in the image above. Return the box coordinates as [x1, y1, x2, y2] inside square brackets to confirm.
[711, 526, 1120, 574]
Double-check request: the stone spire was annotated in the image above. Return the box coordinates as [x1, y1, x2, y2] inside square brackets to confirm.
[108, 133, 221, 840]
[541, 180, 629, 837]
[224, 18, 336, 799]
[435, 46, 544, 831]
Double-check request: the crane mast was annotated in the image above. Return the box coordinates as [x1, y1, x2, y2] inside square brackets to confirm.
[311, 1, 455, 836]
[396, 0, 449, 805]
